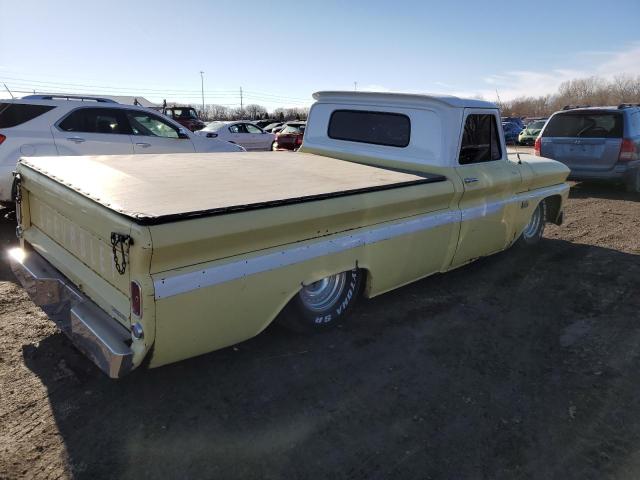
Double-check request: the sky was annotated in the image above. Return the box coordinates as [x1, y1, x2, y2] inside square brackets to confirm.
[1, 0, 639, 109]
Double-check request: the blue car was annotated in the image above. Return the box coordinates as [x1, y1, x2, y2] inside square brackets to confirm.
[502, 122, 522, 144]
[502, 116, 525, 130]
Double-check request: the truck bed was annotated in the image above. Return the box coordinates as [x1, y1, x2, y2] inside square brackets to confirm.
[19, 152, 444, 225]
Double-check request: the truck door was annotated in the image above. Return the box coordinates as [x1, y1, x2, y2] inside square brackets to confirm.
[450, 109, 522, 268]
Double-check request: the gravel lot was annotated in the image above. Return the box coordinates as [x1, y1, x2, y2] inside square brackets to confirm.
[1, 180, 639, 480]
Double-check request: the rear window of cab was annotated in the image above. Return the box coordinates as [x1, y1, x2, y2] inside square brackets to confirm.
[328, 110, 411, 147]
[0, 103, 55, 128]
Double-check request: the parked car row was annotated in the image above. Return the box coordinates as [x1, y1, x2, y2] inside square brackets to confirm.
[0, 95, 245, 205]
[0, 94, 310, 205]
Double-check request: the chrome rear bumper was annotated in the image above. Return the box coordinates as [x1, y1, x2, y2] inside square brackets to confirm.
[8, 248, 134, 378]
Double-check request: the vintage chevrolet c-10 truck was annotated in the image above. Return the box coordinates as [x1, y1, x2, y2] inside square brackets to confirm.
[8, 91, 570, 378]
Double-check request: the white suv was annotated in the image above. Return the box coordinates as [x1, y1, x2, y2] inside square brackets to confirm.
[0, 95, 244, 204]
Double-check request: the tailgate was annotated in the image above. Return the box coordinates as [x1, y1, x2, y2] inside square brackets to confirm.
[17, 163, 150, 328]
[541, 137, 622, 171]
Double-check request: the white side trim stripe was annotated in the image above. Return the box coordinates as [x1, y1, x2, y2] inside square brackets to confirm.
[153, 183, 568, 299]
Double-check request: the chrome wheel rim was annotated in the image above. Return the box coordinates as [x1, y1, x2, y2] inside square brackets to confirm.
[523, 203, 543, 239]
[299, 272, 347, 312]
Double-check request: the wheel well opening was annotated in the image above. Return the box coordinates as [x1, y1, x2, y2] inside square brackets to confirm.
[544, 195, 563, 225]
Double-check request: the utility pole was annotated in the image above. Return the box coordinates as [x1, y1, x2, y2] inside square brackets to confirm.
[200, 71, 205, 115]
[240, 86, 243, 111]
[354, 81, 358, 91]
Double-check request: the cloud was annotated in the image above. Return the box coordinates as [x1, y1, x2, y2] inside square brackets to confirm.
[597, 43, 640, 77]
[446, 43, 640, 102]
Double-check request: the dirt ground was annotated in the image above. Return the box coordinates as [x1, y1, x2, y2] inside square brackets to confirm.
[1, 181, 639, 480]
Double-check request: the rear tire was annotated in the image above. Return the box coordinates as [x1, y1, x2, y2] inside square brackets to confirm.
[625, 169, 640, 193]
[516, 200, 546, 247]
[278, 268, 364, 333]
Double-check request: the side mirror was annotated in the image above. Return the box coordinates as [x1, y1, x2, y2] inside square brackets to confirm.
[178, 128, 190, 139]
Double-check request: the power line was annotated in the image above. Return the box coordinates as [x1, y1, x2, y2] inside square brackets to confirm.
[0, 75, 310, 101]
[0, 75, 239, 95]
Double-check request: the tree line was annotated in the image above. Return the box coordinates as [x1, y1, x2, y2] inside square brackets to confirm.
[187, 75, 640, 121]
[499, 74, 640, 118]
[197, 104, 309, 122]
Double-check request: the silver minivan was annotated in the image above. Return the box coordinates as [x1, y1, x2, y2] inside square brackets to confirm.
[536, 105, 640, 192]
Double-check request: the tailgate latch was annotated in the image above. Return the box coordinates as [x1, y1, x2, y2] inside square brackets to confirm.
[110, 233, 132, 275]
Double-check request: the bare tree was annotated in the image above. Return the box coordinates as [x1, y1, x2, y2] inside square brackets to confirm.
[203, 104, 231, 121]
[501, 75, 640, 117]
[244, 104, 267, 120]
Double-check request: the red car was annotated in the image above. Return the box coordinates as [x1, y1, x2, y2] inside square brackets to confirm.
[272, 122, 306, 151]
[163, 106, 206, 132]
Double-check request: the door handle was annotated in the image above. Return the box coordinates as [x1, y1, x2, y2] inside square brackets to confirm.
[67, 137, 85, 143]
[463, 177, 479, 184]
[135, 142, 151, 148]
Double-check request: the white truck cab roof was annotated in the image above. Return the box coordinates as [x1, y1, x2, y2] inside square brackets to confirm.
[313, 91, 497, 109]
[304, 91, 501, 168]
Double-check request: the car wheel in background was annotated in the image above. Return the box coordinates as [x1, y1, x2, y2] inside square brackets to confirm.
[278, 268, 365, 333]
[516, 200, 546, 247]
[271, 141, 276, 151]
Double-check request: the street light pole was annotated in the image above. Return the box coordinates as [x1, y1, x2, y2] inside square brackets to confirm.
[200, 71, 205, 115]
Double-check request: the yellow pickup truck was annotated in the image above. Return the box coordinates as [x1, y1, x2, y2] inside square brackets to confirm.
[8, 91, 570, 378]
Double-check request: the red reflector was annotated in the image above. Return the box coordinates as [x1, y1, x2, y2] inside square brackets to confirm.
[534, 137, 541, 156]
[619, 138, 638, 162]
[131, 281, 142, 317]
[0, 134, 5, 145]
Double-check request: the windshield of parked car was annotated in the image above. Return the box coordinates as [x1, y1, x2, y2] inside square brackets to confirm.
[172, 108, 198, 119]
[527, 120, 546, 130]
[542, 113, 623, 138]
[281, 124, 305, 134]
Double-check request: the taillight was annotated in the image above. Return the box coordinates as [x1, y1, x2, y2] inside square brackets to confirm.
[0, 134, 5, 145]
[295, 136, 303, 145]
[619, 139, 638, 162]
[534, 137, 541, 156]
[131, 281, 142, 317]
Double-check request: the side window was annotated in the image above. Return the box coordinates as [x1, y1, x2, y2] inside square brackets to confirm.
[58, 108, 128, 134]
[0, 103, 55, 128]
[229, 124, 248, 134]
[126, 111, 180, 138]
[458, 114, 502, 165]
[245, 124, 262, 134]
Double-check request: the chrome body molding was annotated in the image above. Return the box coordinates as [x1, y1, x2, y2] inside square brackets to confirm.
[8, 248, 133, 378]
[153, 183, 569, 300]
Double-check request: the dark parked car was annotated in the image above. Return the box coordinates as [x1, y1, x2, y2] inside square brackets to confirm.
[263, 122, 284, 133]
[502, 116, 525, 130]
[536, 104, 640, 192]
[162, 106, 206, 131]
[502, 122, 522, 144]
[273, 122, 306, 151]
[253, 119, 277, 129]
